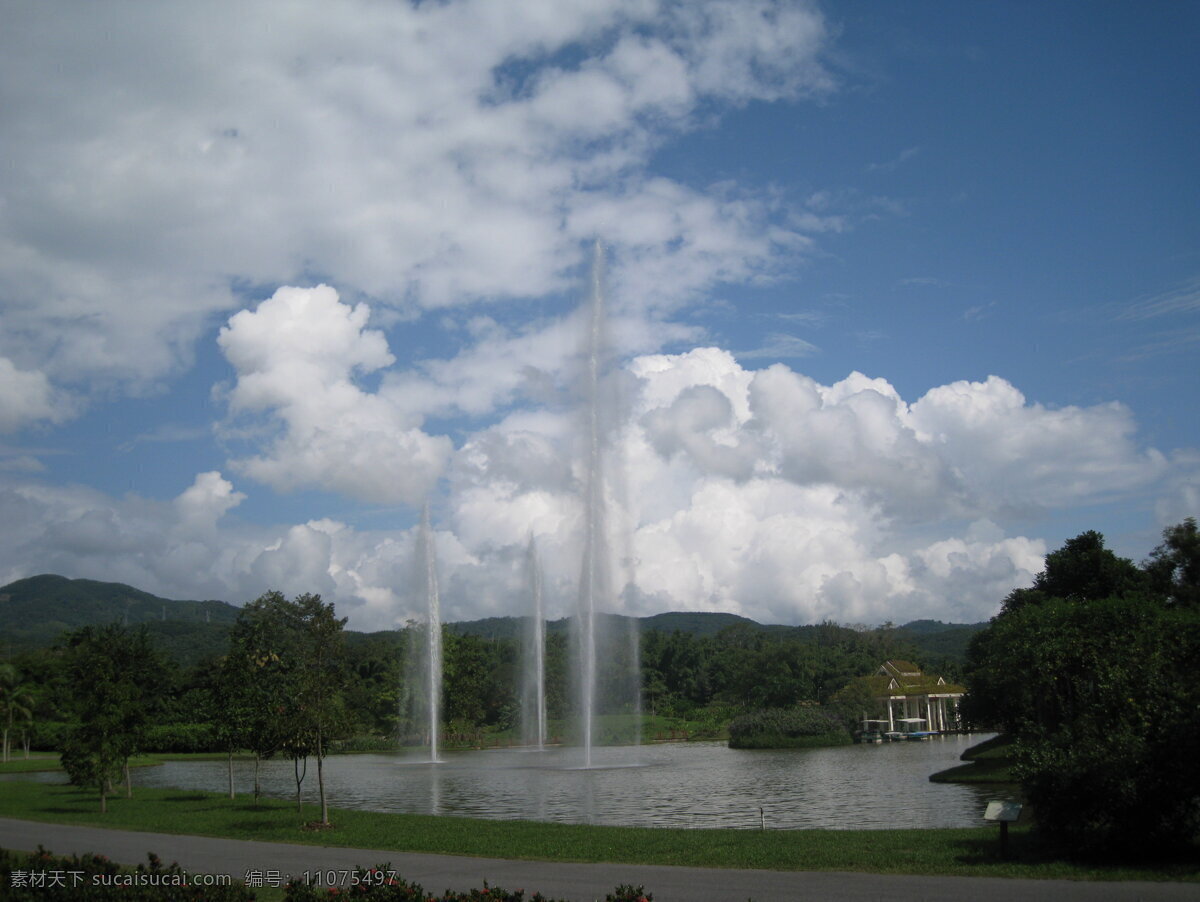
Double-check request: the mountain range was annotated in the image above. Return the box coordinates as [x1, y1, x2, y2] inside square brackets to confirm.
[0, 574, 986, 666]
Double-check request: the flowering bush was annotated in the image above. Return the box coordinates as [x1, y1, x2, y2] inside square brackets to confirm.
[282, 866, 651, 902]
[0, 846, 254, 900]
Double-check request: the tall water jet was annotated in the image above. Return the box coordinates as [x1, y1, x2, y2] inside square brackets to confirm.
[417, 504, 442, 763]
[576, 240, 609, 768]
[524, 536, 547, 751]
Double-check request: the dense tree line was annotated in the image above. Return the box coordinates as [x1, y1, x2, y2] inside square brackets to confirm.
[964, 518, 1200, 857]
[4, 586, 947, 815]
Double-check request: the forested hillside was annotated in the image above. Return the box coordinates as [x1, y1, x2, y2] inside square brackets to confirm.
[0, 575, 239, 664]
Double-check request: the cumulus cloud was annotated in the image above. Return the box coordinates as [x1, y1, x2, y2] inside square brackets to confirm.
[420, 348, 1172, 626]
[218, 286, 452, 504]
[174, 471, 246, 537]
[908, 376, 1167, 512]
[0, 334, 1183, 629]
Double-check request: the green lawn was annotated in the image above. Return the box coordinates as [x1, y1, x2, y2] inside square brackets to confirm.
[0, 753, 61, 774]
[0, 779, 1196, 882]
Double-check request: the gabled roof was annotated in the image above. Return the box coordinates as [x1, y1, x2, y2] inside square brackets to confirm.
[880, 660, 922, 679]
[874, 661, 965, 696]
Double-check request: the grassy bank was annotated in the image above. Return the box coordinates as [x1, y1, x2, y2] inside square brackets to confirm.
[0, 780, 1196, 882]
[0, 754, 61, 775]
[929, 734, 1017, 784]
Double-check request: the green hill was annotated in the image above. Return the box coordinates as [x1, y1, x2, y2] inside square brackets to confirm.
[0, 574, 240, 662]
[639, 611, 760, 636]
[1, 573, 986, 667]
[895, 619, 987, 664]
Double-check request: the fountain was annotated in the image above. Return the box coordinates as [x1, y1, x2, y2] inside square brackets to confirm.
[523, 536, 547, 751]
[404, 242, 638, 770]
[575, 239, 614, 768]
[416, 503, 442, 763]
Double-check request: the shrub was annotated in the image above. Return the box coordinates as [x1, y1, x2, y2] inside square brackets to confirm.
[27, 721, 74, 752]
[0, 846, 254, 900]
[727, 706, 851, 749]
[141, 723, 217, 753]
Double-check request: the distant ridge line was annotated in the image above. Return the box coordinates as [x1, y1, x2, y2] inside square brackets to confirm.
[0, 573, 986, 649]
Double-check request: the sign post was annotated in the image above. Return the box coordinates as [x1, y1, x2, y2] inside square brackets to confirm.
[983, 800, 1022, 859]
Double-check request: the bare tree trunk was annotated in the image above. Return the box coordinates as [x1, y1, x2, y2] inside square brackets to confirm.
[293, 755, 307, 816]
[227, 749, 235, 799]
[99, 781, 107, 814]
[2, 726, 8, 763]
[124, 759, 132, 798]
[317, 728, 328, 825]
[254, 753, 261, 806]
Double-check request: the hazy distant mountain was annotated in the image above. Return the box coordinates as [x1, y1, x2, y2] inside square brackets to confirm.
[446, 610, 761, 640]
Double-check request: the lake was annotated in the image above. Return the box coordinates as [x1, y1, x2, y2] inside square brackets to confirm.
[114, 734, 1015, 830]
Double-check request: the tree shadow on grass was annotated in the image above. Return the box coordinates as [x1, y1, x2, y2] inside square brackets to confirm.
[950, 830, 1040, 867]
[230, 802, 295, 813]
[951, 831, 1200, 878]
[227, 818, 301, 833]
[161, 793, 210, 802]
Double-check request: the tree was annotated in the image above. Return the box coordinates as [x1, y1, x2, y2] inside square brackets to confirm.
[0, 663, 35, 763]
[59, 625, 170, 811]
[999, 530, 1145, 616]
[221, 590, 347, 824]
[964, 525, 1200, 857]
[205, 651, 257, 799]
[225, 591, 299, 805]
[292, 592, 348, 826]
[1144, 517, 1200, 607]
[1008, 597, 1200, 855]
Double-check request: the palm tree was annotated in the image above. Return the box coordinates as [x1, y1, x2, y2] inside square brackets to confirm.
[0, 663, 36, 763]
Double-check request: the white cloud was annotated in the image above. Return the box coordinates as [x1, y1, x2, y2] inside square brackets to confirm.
[174, 471, 246, 538]
[0, 0, 832, 422]
[734, 332, 821, 360]
[1, 335, 1185, 630]
[909, 376, 1167, 512]
[218, 285, 452, 505]
[0, 357, 71, 433]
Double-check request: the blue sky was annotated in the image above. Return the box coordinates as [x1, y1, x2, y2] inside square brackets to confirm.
[0, 1, 1196, 629]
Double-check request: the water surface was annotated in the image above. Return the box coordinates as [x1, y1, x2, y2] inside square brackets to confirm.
[115, 734, 1015, 830]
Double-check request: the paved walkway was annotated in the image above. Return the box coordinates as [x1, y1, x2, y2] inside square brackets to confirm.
[0, 818, 1194, 901]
